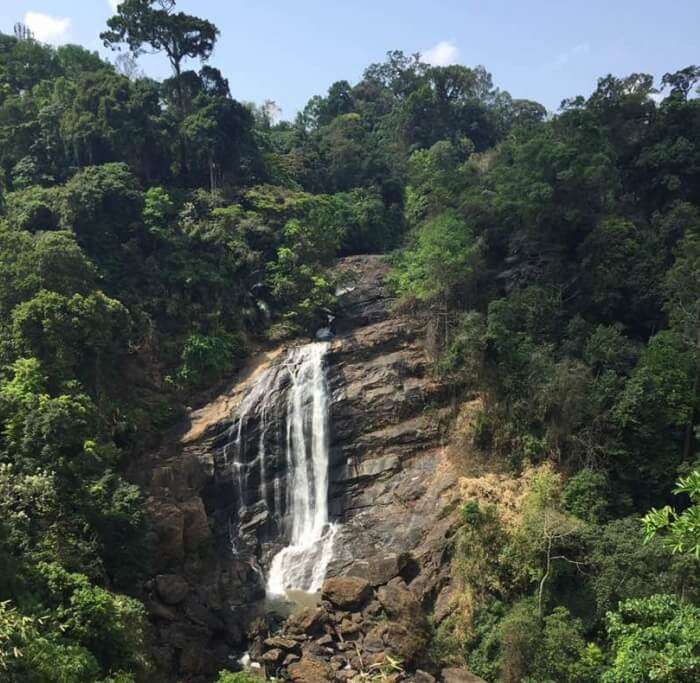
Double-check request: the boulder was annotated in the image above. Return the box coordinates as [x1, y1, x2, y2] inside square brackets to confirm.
[377, 579, 424, 624]
[322, 576, 371, 610]
[288, 606, 328, 636]
[288, 656, 334, 683]
[339, 618, 361, 639]
[316, 634, 334, 647]
[264, 636, 301, 653]
[155, 574, 189, 605]
[346, 553, 410, 587]
[261, 648, 284, 665]
[441, 669, 487, 683]
[378, 621, 429, 665]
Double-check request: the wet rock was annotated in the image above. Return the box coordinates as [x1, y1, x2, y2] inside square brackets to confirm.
[155, 574, 189, 605]
[288, 656, 334, 683]
[441, 669, 487, 683]
[140, 255, 459, 681]
[322, 576, 372, 610]
[305, 640, 335, 657]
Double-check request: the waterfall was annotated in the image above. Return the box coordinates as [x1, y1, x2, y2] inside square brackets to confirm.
[226, 341, 336, 594]
[267, 342, 337, 594]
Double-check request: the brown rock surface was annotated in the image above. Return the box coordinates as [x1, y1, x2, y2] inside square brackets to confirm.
[322, 576, 372, 610]
[288, 656, 334, 683]
[346, 553, 410, 586]
[136, 255, 461, 681]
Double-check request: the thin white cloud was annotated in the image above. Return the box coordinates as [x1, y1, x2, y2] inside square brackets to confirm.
[422, 40, 460, 67]
[24, 11, 71, 44]
[554, 42, 590, 67]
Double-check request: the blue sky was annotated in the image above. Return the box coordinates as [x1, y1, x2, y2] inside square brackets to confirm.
[2, 1, 698, 119]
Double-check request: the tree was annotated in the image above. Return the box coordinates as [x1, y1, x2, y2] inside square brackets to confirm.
[603, 594, 700, 682]
[662, 206, 700, 460]
[101, 0, 219, 111]
[642, 470, 700, 558]
[661, 66, 700, 100]
[180, 94, 259, 191]
[389, 210, 480, 302]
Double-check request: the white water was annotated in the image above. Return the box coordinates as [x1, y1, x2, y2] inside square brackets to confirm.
[226, 341, 337, 594]
[224, 363, 280, 554]
[267, 342, 337, 595]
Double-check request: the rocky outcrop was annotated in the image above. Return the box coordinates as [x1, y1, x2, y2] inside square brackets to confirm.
[256, 575, 431, 681]
[324, 257, 461, 636]
[137, 254, 463, 681]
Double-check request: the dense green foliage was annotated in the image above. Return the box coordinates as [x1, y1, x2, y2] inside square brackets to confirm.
[391, 67, 700, 680]
[1, 1, 698, 679]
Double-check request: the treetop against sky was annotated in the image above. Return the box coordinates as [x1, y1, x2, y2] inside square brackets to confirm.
[2, 0, 698, 118]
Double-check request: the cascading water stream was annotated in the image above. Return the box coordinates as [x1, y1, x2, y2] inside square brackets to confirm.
[267, 342, 337, 595]
[226, 341, 336, 595]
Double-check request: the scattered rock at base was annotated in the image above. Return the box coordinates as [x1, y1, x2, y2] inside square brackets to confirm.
[287, 606, 329, 636]
[377, 578, 425, 624]
[288, 656, 334, 683]
[322, 576, 372, 610]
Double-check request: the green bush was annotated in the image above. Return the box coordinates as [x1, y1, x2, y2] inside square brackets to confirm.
[216, 671, 263, 683]
[603, 594, 700, 682]
[176, 332, 245, 388]
[563, 469, 610, 523]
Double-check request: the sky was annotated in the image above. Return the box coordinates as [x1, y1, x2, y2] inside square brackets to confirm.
[2, 1, 698, 119]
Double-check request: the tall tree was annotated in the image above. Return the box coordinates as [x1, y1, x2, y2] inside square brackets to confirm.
[100, 0, 219, 111]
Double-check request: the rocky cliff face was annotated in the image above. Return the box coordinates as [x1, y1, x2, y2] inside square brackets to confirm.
[138, 255, 464, 681]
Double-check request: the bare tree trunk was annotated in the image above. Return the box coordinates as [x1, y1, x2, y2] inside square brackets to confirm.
[538, 534, 552, 617]
[209, 152, 216, 194]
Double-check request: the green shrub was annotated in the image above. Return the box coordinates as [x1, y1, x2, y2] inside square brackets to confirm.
[603, 594, 700, 682]
[563, 468, 610, 523]
[176, 332, 245, 388]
